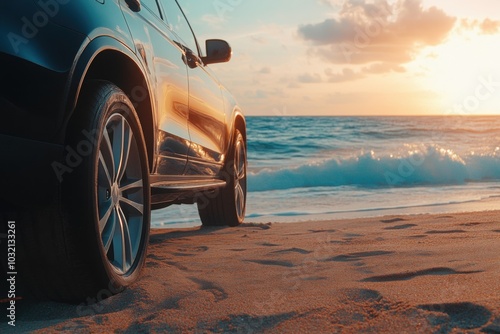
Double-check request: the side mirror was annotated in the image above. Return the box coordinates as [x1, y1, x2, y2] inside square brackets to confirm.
[202, 39, 232, 65]
[125, 0, 141, 12]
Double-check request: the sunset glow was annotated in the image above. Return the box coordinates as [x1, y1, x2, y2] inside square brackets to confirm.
[181, 0, 500, 116]
[413, 32, 500, 115]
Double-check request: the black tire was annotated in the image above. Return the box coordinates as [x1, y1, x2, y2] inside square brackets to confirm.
[15, 81, 150, 301]
[198, 129, 247, 227]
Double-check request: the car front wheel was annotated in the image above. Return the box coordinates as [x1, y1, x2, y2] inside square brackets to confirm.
[16, 81, 150, 301]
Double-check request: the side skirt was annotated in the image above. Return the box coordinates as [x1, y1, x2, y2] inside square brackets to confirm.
[150, 175, 226, 210]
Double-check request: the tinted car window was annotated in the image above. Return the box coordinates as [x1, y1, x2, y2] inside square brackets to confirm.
[160, 0, 198, 53]
[141, 0, 162, 18]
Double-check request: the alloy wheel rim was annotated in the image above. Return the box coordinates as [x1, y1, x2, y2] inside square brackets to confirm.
[97, 113, 145, 275]
[234, 136, 247, 222]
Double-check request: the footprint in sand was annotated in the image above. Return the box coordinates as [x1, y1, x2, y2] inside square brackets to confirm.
[384, 224, 417, 230]
[147, 254, 167, 268]
[460, 222, 481, 227]
[212, 312, 296, 332]
[418, 302, 491, 330]
[308, 229, 337, 233]
[407, 234, 428, 239]
[146, 261, 161, 268]
[244, 259, 295, 268]
[361, 267, 483, 282]
[172, 245, 209, 257]
[425, 230, 466, 234]
[380, 218, 406, 224]
[258, 242, 281, 247]
[343, 288, 383, 303]
[189, 277, 228, 302]
[148, 254, 166, 261]
[165, 260, 190, 271]
[270, 248, 313, 255]
[322, 251, 394, 262]
[344, 233, 364, 238]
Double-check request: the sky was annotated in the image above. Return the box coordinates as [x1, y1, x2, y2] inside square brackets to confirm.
[179, 0, 500, 116]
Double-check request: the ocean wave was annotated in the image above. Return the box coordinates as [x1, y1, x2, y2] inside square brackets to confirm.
[248, 145, 500, 192]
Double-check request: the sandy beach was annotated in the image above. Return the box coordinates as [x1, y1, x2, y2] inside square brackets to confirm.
[2, 210, 500, 333]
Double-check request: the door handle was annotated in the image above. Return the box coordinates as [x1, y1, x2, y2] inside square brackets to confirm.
[185, 49, 201, 69]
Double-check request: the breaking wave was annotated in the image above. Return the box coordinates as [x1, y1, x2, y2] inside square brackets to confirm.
[248, 145, 500, 192]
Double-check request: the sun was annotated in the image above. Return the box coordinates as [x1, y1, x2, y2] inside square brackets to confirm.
[411, 31, 500, 115]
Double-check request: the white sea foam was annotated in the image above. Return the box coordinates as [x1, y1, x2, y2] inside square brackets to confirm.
[249, 145, 500, 192]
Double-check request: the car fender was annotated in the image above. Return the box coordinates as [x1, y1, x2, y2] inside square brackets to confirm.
[59, 35, 154, 142]
[222, 88, 246, 154]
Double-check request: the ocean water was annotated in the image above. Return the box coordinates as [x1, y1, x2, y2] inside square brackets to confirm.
[152, 116, 500, 228]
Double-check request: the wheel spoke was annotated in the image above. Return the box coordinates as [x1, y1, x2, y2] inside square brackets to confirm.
[234, 145, 240, 176]
[103, 208, 117, 253]
[113, 117, 132, 183]
[112, 209, 124, 272]
[119, 196, 144, 215]
[102, 128, 116, 182]
[235, 183, 245, 217]
[99, 200, 114, 234]
[98, 152, 113, 189]
[121, 139, 133, 182]
[119, 206, 133, 272]
[120, 179, 143, 192]
[235, 143, 246, 180]
[237, 158, 245, 180]
[114, 206, 133, 273]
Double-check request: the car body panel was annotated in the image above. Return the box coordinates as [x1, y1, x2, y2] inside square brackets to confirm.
[0, 3, 87, 143]
[184, 59, 227, 176]
[159, 0, 228, 176]
[120, 1, 191, 175]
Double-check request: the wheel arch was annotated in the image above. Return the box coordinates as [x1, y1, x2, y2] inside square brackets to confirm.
[232, 109, 247, 144]
[62, 37, 156, 172]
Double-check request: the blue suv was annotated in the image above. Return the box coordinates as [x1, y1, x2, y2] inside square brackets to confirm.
[0, 0, 246, 301]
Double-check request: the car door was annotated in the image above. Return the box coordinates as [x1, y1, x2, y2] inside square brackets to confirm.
[159, 0, 228, 177]
[121, 0, 190, 176]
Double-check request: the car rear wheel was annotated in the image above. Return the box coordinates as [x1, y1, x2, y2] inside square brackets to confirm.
[198, 129, 247, 227]
[16, 81, 150, 301]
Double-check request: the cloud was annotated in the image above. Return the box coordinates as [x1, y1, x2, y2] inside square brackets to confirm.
[480, 19, 500, 34]
[250, 35, 268, 44]
[362, 62, 406, 74]
[298, 0, 456, 65]
[299, 65, 403, 84]
[460, 18, 500, 35]
[246, 90, 268, 99]
[201, 14, 225, 29]
[318, 0, 344, 8]
[245, 88, 289, 100]
[298, 73, 323, 83]
[259, 67, 272, 74]
[325, 68, 365, 82]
